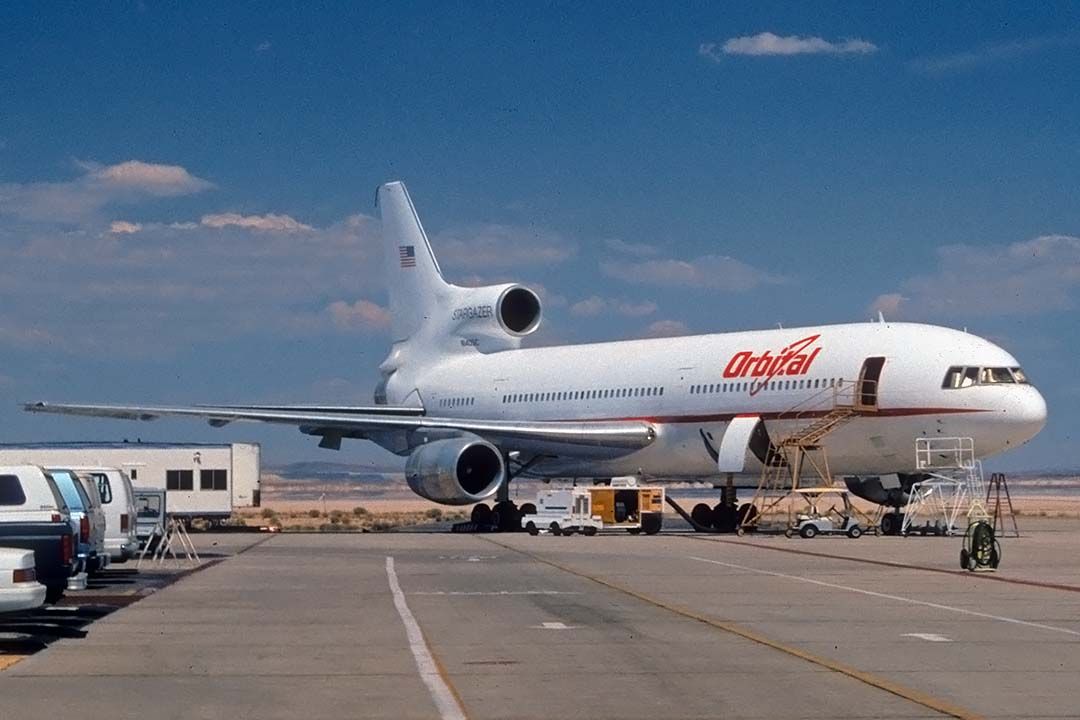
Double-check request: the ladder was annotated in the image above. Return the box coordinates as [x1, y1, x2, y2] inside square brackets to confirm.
[986, 472, 1020, 538]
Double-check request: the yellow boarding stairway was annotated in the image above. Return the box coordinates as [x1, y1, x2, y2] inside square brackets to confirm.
[739, 379, 877, 533]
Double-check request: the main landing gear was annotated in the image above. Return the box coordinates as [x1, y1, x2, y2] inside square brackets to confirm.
[468, 501, 536, 533]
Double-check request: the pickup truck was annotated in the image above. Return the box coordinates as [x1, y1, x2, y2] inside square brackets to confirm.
[0, 465, 76, 603]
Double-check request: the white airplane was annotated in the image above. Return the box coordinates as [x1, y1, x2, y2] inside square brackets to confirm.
[26, 181, 1046, 532]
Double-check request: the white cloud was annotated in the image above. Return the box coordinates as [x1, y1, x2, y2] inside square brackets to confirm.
[109, 220, 143, 234]
[0, 159, 212, 223]
[644, 320, 689, 338]
[87, 160, 213, 196]
[433, 223, 576, 269]
[326, 299, 391, 332]
[869, 234, 1080, 319]
[604, 237, 659, 257]
[701, 32, 877, 60]
[601, 254, 786, 292]
[200, 212, 313, 233]
[570, 295, 658, 318]
[909, 36, 1074, 74]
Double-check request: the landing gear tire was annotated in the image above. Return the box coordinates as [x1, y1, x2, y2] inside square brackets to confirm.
[519, 503, 537, 517]
[880, 512, 900, 536]
[713, 503, 737, 533]
[691, 503, 714, 531]
[471, 503, 493, 525]
[493, 501, 520, 532]
[736, 503, 758, 532]
[641, 512, 663, 535]
[526, 521, 539, 536]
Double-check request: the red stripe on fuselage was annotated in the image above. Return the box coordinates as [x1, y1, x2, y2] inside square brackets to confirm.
[558, 407, 991, 425]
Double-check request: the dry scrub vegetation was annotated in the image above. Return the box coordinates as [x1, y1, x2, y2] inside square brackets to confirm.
[232, 505, 469, 532]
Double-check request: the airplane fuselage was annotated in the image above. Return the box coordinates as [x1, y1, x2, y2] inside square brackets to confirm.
[389, 321, 1047, 479]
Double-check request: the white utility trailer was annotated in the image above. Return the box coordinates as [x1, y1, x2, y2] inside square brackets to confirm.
[0, 442, 260, 522]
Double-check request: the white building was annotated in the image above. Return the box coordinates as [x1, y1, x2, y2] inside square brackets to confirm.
[0, 442, 260, 520]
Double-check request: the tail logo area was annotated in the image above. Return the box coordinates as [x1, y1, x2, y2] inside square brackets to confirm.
[399, 245, 417, 268]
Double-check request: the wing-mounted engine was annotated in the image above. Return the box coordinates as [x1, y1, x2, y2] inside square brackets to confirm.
[447, 283, 542, 352]
[404, 435, 506, 504]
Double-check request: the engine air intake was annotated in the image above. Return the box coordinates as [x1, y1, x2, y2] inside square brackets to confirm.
[498, 286, 541, 336]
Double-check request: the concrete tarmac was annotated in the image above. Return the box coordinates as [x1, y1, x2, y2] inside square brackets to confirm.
[1, 525, 1079, 719]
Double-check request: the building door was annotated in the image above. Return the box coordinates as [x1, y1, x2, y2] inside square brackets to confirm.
[858, 357, 886, 409]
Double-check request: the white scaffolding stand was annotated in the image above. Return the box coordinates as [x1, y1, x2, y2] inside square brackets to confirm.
[903, 437, 985, 536]
[136, 516, 201, 568]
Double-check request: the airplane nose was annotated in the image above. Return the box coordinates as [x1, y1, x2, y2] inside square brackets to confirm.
[1010, 386, 1047, 444]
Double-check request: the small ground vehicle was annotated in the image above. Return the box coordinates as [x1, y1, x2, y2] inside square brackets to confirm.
[0, 465, 76, 603]
[0, 547, 47, 613]
[75, 468, 138, 562]
[133, 487, 166, 549]
[521, 479, 664, 535]
[783, 488, 865, 539]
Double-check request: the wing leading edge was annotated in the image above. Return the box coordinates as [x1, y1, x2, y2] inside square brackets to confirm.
[23, 401, 656, 457]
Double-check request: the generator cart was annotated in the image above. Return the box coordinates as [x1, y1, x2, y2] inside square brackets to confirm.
[521, 479, 664, 535]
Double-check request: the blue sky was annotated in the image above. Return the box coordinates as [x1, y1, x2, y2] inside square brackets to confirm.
[1, 2, 1078, 471]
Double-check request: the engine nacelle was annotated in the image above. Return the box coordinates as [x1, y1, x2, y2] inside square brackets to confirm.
[844, 473, 926, 508]
[404, 436, 505, 505]
[447, 283, 542, 351]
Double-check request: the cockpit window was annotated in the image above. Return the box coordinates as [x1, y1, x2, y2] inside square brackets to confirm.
[942, 366, 963, 389]
[943, 366, 1029, 389]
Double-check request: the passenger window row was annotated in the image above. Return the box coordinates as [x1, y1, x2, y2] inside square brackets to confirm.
[942, 366, 1028, 389]
[690, 377, 843, 394]
[502, 386, 665, 404]
[439, 397, 475, 408]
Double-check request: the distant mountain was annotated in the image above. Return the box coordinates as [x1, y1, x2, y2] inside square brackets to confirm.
[265, 461, 402, 484]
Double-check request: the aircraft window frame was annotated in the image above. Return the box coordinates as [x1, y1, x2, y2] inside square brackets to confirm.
[1010, 367, 1029, 384]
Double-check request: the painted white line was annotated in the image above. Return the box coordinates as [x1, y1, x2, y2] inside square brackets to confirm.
[688, 556, 1080, 638]
[411, 590, 582, 596]
[533, 621, 578, 630]
[386, 557, 467, 720]
[903, 633, 952, 642]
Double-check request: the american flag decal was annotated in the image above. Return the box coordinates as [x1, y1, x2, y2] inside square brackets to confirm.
[398, 245, 416, 268]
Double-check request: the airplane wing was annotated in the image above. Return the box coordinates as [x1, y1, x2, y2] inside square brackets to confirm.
[23, 401, 655, 458]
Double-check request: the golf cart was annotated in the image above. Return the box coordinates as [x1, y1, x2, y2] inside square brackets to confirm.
[784, 487, 867, 539]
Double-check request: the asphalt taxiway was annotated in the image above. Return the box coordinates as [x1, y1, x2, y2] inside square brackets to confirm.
[2, 523, 1078, 719]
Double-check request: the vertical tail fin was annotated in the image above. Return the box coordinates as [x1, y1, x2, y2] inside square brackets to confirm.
[377, 182, 450, 342]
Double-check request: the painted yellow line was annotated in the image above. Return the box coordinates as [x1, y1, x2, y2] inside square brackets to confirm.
[0, 655, 27, 672]
[483, 536, 982, 720]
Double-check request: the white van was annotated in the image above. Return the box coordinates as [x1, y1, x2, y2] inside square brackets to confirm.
[73, 468, 138, 563]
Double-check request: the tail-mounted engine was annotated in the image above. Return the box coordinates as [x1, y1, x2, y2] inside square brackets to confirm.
[404, 436, 505, 505]
[447, 283, 542, 351]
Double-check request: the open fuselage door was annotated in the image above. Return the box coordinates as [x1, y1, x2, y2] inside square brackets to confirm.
[716, 415, 770, 472]
[857, 356, 886, 410]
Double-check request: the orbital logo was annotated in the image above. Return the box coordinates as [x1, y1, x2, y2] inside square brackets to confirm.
[722, 334, 822, 396]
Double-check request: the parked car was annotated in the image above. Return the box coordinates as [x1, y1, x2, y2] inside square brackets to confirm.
[74, 468, 138, 563]
[133, 487, 166, 550]
[0, 465, 76, 603]
[47, 469, 107, 578]
[0, 546, 47, 613]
